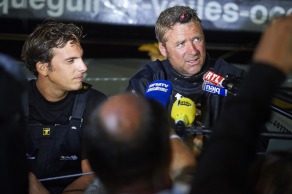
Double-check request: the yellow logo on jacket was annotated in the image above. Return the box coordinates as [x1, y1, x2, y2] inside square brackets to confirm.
[43, 128, 50, 136]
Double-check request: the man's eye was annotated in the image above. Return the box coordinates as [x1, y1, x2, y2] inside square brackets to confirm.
[176, 42, 185, 47]
[67, 59, 74, 63]
[194, 37, 202, 42]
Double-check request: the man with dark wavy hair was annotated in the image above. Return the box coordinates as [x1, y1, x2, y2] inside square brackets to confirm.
[21, 20, 107, 194]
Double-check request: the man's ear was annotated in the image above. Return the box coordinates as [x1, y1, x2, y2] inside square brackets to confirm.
[158, 42, 167, 57]
[36, 62, 48, 77]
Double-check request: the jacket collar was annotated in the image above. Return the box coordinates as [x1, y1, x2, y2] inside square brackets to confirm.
[166, 53, 211, 83]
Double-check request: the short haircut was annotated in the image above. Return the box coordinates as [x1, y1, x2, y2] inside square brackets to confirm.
[155, 6, 202, 45]
[84, 97, 171, 187]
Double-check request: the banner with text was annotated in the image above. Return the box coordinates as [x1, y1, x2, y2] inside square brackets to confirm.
[0, 0, 291, 32]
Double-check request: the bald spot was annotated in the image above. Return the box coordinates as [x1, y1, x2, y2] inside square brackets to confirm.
[99, 94, 146, 141]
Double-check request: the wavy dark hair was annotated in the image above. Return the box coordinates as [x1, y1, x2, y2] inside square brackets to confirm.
[21, 19, 83, 76]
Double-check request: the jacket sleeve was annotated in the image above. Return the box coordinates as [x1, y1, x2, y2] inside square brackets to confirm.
[212, 58, 247, 78]
[126, 68, 154, 96]
[191, 62, 286, 194]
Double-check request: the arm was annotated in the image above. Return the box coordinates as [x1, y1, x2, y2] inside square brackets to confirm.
[28, 172, 50, 194]
[191, 16, 292, 194]
[62, 160, 95, 194]
[169, 132, 196, 184]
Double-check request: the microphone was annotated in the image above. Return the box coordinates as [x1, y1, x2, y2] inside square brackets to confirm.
[203, 70, 226, 87]
[145, 80, 172, 108]
[171, 97, 196, 136]
[202, 82, 228, 96]
[203, 70, 243, 95]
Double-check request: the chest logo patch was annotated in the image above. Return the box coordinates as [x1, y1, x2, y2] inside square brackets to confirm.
[43, 128, 50, 136]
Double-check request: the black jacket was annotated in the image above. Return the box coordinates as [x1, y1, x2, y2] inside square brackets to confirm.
[127, 56, 246, 129]
[190, 63, 286, 194]
[25, 80, 107, 194]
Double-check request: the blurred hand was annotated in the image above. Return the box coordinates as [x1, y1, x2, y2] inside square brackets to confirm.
[29, 172, 50, 194]
[253, 15, 292, 74]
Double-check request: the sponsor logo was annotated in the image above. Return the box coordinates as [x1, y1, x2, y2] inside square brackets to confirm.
[147, 82, 170, 93]
[202, 82, 227, 96]
[60, 155, 78, 161]
[204, 71, 224, 86]
[26, 153, 35, 160]
[178, 100, 192, 107]
[43, 128, 50, 136]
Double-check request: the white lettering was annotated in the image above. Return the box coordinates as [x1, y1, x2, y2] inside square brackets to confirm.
[149, 83, 169, 88]
[67, 0, 82, 12]
[29, 0, 45, 10]
[223, 3, 239, 23]
[205, 1, 221, 22]
[12, 0, 26, 8]
[188, 0, 195, 11]
[206, 84, 220, 94]
[85, 0, 91, 12]
[92, 0, 100, 15]
[212, 75, 218, 81]
[250, 5, 268, 24]
[169, 1, 186, 8]
[196, 0, 204, 19]
[204, 71, 213, 80]
[152, 0, 168, 17]
[0, 0, 291, 32]
[147, 87, 168, 93]
[47, 0, 63, 17]
[269, 6, 285, 20]
[0, 0, 8, 14]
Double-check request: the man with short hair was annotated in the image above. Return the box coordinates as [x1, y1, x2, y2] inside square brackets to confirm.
[127, 6, 246, 130]
[84, 93, 196, 194]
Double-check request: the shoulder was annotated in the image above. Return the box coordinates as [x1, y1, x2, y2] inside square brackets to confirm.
[84, 83, 107, 101]
[88, 88, 107, 101]
[212, 58, 246, 77]
[27, 79, 35, 89]
[130, 60, 166, 80]
[27, 79, 38, 98]
[74, 82, 107, 105]
[127, 60, 168, 94]
[79, 84, 107, 122]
